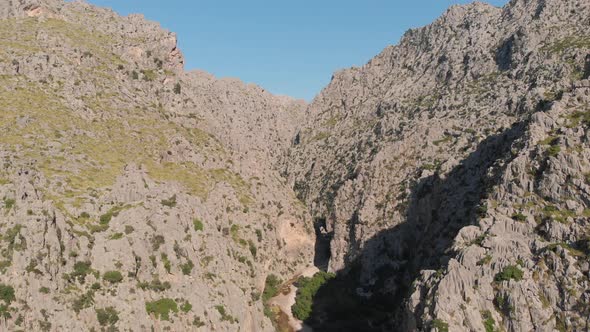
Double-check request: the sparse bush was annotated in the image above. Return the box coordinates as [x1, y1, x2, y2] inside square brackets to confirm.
[477, 254, 492, 266]
[110, 233, 123, 240]
[248, 240, 257, 257]
[96, 307, 119, 326]
[481, 310, 495, 332]
[151, 235, 165, 250]
[72, 290, 94, 313]
[432, 318, 449, 332]
[124, 225, 135, 234]
[215, 305, 236, 323]
[161, 195, 177, 207]
[174, 82, 181, 94]
[145, 298, 178, 321]
[141, 69, 157, 81]
[193, 218, 204, 232]
[0, 284, 15, 304]
[3, 198, 15, 210]
[103, 271, 123, 283]
[547, 145, 561, 157]
[262, 274, 282, 302]
[161, 253, 171, 273]
[511, 212, 527, 222]
[192, 316, 205, 327]
[181, 260, 194, 275]
[180, 301, 192, 313]
[495, 265, 524, 282]
[131, 70, 139, 80]
[67, 261, 93, 284]
[137, 278, 171, 292]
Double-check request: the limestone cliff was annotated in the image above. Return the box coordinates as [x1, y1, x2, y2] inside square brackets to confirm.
[0, 1, 312, 331]
[284, 0, 590, 330]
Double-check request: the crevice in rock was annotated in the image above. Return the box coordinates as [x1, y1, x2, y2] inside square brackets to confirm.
[313, 217, 332, 271]
[583, 54, 590, 80]
[496, 35, 516, 71]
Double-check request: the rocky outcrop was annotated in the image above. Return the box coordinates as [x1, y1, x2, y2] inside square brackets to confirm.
[284, 0, 590, 330]
[0, 1, 312, 331]
[3, 0, 590, 331]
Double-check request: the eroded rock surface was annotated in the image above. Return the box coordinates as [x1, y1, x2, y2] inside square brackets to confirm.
[284, 0, 590, 330]
[0, 1, 312, 331]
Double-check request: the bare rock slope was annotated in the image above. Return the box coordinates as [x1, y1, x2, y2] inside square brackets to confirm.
[284, 0, 590, 330]
[0, 1, 313, 331]
[3, 0, 590, 331]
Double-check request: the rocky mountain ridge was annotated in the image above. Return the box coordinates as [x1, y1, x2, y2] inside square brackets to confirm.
[1, 0, 590, 331]
[283, 0, 590, 330]
[0, 0, 312, 331]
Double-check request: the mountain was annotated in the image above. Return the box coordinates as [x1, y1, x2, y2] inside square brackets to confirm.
[284, 0, 590, 330]
[1, 0, 590, 331]
[0, 1, 312, 331]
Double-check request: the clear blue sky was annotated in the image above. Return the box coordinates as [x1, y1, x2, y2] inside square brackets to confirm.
[87, 0, 508, 101]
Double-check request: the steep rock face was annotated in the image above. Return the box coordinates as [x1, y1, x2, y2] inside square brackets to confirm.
[0, 1, 312, 331]
[284, 0, 590, 330]
[408, 80, 590, 332]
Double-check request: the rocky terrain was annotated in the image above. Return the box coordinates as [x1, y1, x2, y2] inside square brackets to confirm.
[2, 0, 590, 331]
[283, 0, 590, 331]
[0, 1, 313, 331]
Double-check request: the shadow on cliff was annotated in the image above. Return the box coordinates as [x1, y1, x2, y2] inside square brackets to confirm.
[301, 121, 527, 332]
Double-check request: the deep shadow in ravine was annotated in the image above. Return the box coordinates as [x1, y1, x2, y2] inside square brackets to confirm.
[300, 121, 527, 332]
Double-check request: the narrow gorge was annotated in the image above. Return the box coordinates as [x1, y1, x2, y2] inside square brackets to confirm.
[0, 0, 589, 331]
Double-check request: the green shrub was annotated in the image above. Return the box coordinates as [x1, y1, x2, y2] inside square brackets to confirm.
[137, 278, 171, 292]
[477, 254, 492, 266]
[262, 274, 282, 302]
[151, 235, 165, 250]
[193, 218, 204, 231]
[131, 71, 139, 80]
[181, 260, 194, 275]
[174, 83, 181, 94]
[0, 284, 15, 304]
[3, 198, 15, 210]
[124, 225, 135, 234]
[96, 307, 119, 326]
[72, 290, 94, 313]
[215, 305, 236, 323]
[161, 195, 177, 207]
[180, 301, 192, 313]
[248, 240, 257, 257]
[495, 265, 524, 282]
[103, 270, 123, 283]
[0, 304, 11, 320]
[99, 212, 114, 224]
[481, 310, 495, 332]
[291, 271, 335, 321]
[145, 298, 178, 321]
[192, 316, 206, 327]
[511, 212, 527, 222]
[67, 261, 93, 283]
[110, 233, 123, 240]
[547, 145, 561, 157]
[39, 287, 50, 294]
[141, 69, 157, 81]
[432, 319, 449, 332]
[161, 253, 171, 273]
